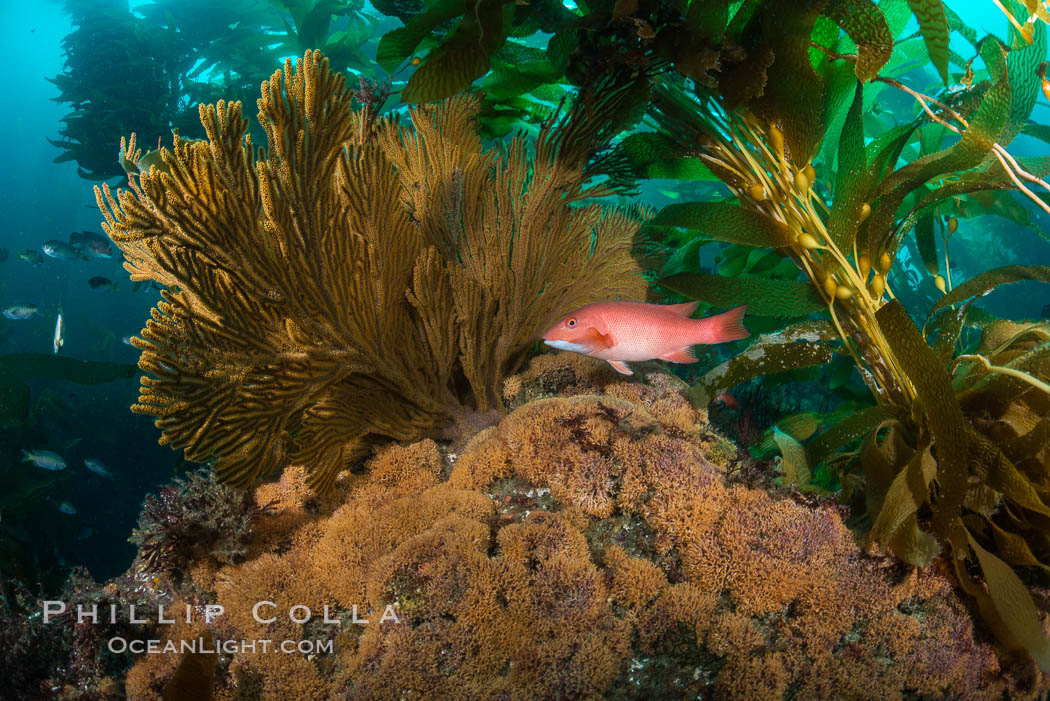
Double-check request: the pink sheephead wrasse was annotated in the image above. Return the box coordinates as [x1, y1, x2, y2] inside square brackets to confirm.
[542, 301, 748, 375]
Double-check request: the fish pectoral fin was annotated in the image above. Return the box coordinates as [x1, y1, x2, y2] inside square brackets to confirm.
[660, 346, 699, 363]
[586, 327, 615, 351]
[607, 360, 633, 375]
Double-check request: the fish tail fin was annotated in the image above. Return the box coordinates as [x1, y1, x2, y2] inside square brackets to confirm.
[20, 450, 31, 462]
[699, 305, 748, 344]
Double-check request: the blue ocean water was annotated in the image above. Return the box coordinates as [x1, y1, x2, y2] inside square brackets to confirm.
[0, 0, 1047, 589]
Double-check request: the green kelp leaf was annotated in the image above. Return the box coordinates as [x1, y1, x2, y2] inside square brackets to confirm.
[657, 272, 825, 318]
[686, 0, 730, 43]
[1003, 22, 1047, 146]
[687, 322, 839, 405]
[954, 525, 1050, 672]
[914, 215, 939, 275]
[752, 2, 826, 162]
[806, 404, 896, 466]
[375, 0, 464, 71]
[809, 16, 840, 69]
[828, 81, 869, 251]
[927, 303, 970, 361]
[905, 0, 950, 84]
[879, 0, 912, 37]
[648, 158, 717, 180]
[658, 237, 712, 277]
[928, 265, 1050, 317]
[773, 427, 812, 487]
[818, 62, 861, 171]
[494, 41, 548, 64]
[877, 300, 970, 536]
[618, 133, 718, 180]
[620, 132, 680, 163]
[1022, 121, 1050, 144]
[401, 0, 509, 102]
[651, 202, 797, 247]
[862, 72, 1010, 256]
[865, 123, 920, 182]
[943, 4, 977, 46]
[482, 61, 560, 100]
[777, 412, 822, 441]
[546, 32, 575, 73]
[752, 412, 823, 459]
[822, 0, 894, 81]
[726, 0, 762, 39]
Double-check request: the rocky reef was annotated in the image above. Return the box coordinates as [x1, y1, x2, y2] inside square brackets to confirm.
[6, 351, 1049, 699]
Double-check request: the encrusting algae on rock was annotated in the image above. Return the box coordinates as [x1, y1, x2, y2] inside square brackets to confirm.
[120, 352, 1050, 700]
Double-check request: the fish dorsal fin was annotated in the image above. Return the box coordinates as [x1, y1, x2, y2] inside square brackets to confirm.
[667, 301, 699, 317]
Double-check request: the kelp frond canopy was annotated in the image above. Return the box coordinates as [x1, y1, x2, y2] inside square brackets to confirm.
[96, 50, 646, 492]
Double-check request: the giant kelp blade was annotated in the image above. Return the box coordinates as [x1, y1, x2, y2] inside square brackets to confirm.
[401, 0, 508, 102]
[905, 0, 950, 84]
[375, 0, 466, 72]
[822, 0, 894, 81]
[954, 526, 1050, 672]
[772, 428, 811, 487]
[985, 518, 1050, 572]
[617, 133, 718, 181]
[751, 2, 826, 163]
[862, 72, 1010, 256]
[687, 322, 839, 406]
[651, 202, 797, 248]
[869, 444, 939, 566]
[657, 272, 825, 318]
[876, 300, 969, 536]
[915, 215, 939, 275]
[828, 81, 869, 251]
[1003, 21, 1047, 145]
[806, 404, 896, 466]
[928, 265, 1050, 317]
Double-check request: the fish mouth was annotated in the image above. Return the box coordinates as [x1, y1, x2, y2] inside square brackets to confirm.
[543, 339, 590, 353]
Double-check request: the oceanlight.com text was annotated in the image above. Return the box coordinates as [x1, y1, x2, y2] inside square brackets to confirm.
[107, 636, 336, 655]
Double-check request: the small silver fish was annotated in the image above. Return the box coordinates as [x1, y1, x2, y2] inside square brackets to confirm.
[53, 306, 64, 355]
[21, 449, 67, 470]
[121, 335, 135, 347]
[56, 501, 76, 516]
[2, 304, 41, 320]
[83, 458, 115, 479]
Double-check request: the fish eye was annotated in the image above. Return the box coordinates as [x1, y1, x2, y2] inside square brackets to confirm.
[566, 317, 577, 327]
